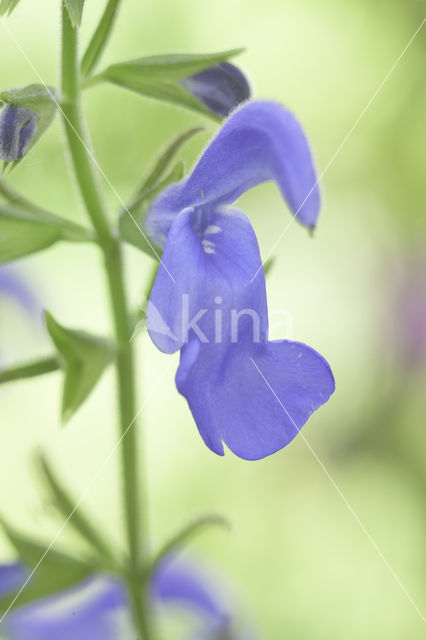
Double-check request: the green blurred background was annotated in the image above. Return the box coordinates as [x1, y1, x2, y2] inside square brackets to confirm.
[0, 0, 425, 638]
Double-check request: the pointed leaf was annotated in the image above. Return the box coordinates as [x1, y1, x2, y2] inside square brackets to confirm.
[0, 205, 93, 265]
[119, 161, 184, 256]
[81, 0, 122, 77]
[64, 0, 85, 27]
[45, 312, 115, 423]
[0, 208, 59, 264]
[0, 518, 94, 613]
[130, 263, 159, 342]
[263, 256, 276, 277]
[101, 50, 245, 80]
[0, 0, 20, 16]
[91, 49, 244, 118]
[38, 456, 113, 561]
[0, 356, 60, 385]
[137, 126, 204, 195]
[150, 514, 230, 576]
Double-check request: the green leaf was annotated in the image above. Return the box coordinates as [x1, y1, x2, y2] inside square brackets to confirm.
[101, 50, 245, 79]
[81, 0, 121, 77]
[137, 126, 204, 195]
[64, 0, 85, 27]
[150, 514, 230, 576]
[0, 517, 94, 613]
[0, 84, 59, 169]
[0, 356, 60, 385]
[0, 208, 59, 264]
[0, 0, 20, 16]
[263, 256, 276, 277]
[90, 49, 244, 119]
[0, 205, 93, 265]
[129, 262, 159, 342]
[45, 312, 115, 423]
[38, 455, 113, 561]
[119, 161, 184, 257]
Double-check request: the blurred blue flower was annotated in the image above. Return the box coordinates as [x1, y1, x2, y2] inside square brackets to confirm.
[389, 249, 426, 372]
[0, 104, 37, 162]
[145, 100, 334, 460]
[0, 555, 250, 639]
[0, 266, 38, 316]
[181, 62, 251, 117]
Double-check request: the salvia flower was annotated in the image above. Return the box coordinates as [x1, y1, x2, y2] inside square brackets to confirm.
[181, 62, 251, 118]
[0, 555, 250, 639]
[0, 84, 58, 166]
[145, 100, 334, 460]
[0, 266, 38, 316]
[387, 248, 426, 372]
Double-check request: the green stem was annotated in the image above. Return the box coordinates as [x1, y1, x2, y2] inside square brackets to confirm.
[60, 6, 151, 638]
[0, 356, 60, 385]
[0, 178, 38, 212]
[81, 0, 123, 77]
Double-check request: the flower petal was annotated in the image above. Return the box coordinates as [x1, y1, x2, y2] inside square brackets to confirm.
[176, 339, 335, 460]
[0, 266, 39, 316]
[147, 206, 268, 354]
[0, 564, 28, 599]
[2, 576, 131, 640]
[151, 554, 243, 639]
[146, 100, 320, 246]
[152, 555, 229, 622]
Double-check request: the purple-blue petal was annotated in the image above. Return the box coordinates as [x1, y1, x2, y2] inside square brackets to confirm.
[0, 266, 39, 316]
[152, 555, 236, 639]
[146, 100, 320, 246]
[0, 104, 37, 162]
[0, 559, 252, 639]
[147, 206, 268, 354]
[176, 338, 335, 460]
[0, 564, 28, 599]
[181, 62, 251, 118]
[1, 576, 130, 640]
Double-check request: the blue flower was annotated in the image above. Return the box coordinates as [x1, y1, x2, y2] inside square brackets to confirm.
[145, 100, 334, 460]
[0, 104, 37, 163]
[181, 62, 251, 117]
[151, 555, 254, 639]
[388, 248, 426, 372]
[0, 266, 38, 316]
[0, 566, 129, 640]
[0, 555, 251, 639]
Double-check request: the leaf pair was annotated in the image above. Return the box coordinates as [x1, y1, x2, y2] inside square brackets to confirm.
[0, 455, 113, 615]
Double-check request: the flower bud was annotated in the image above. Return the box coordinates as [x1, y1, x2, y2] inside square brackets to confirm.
[0, 84, 58, 168]
[181, 62, 251, 117]
[0, 104, 37, 162]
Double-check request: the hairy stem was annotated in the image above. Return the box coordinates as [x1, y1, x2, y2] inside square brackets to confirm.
[60, 6, 151, 638]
